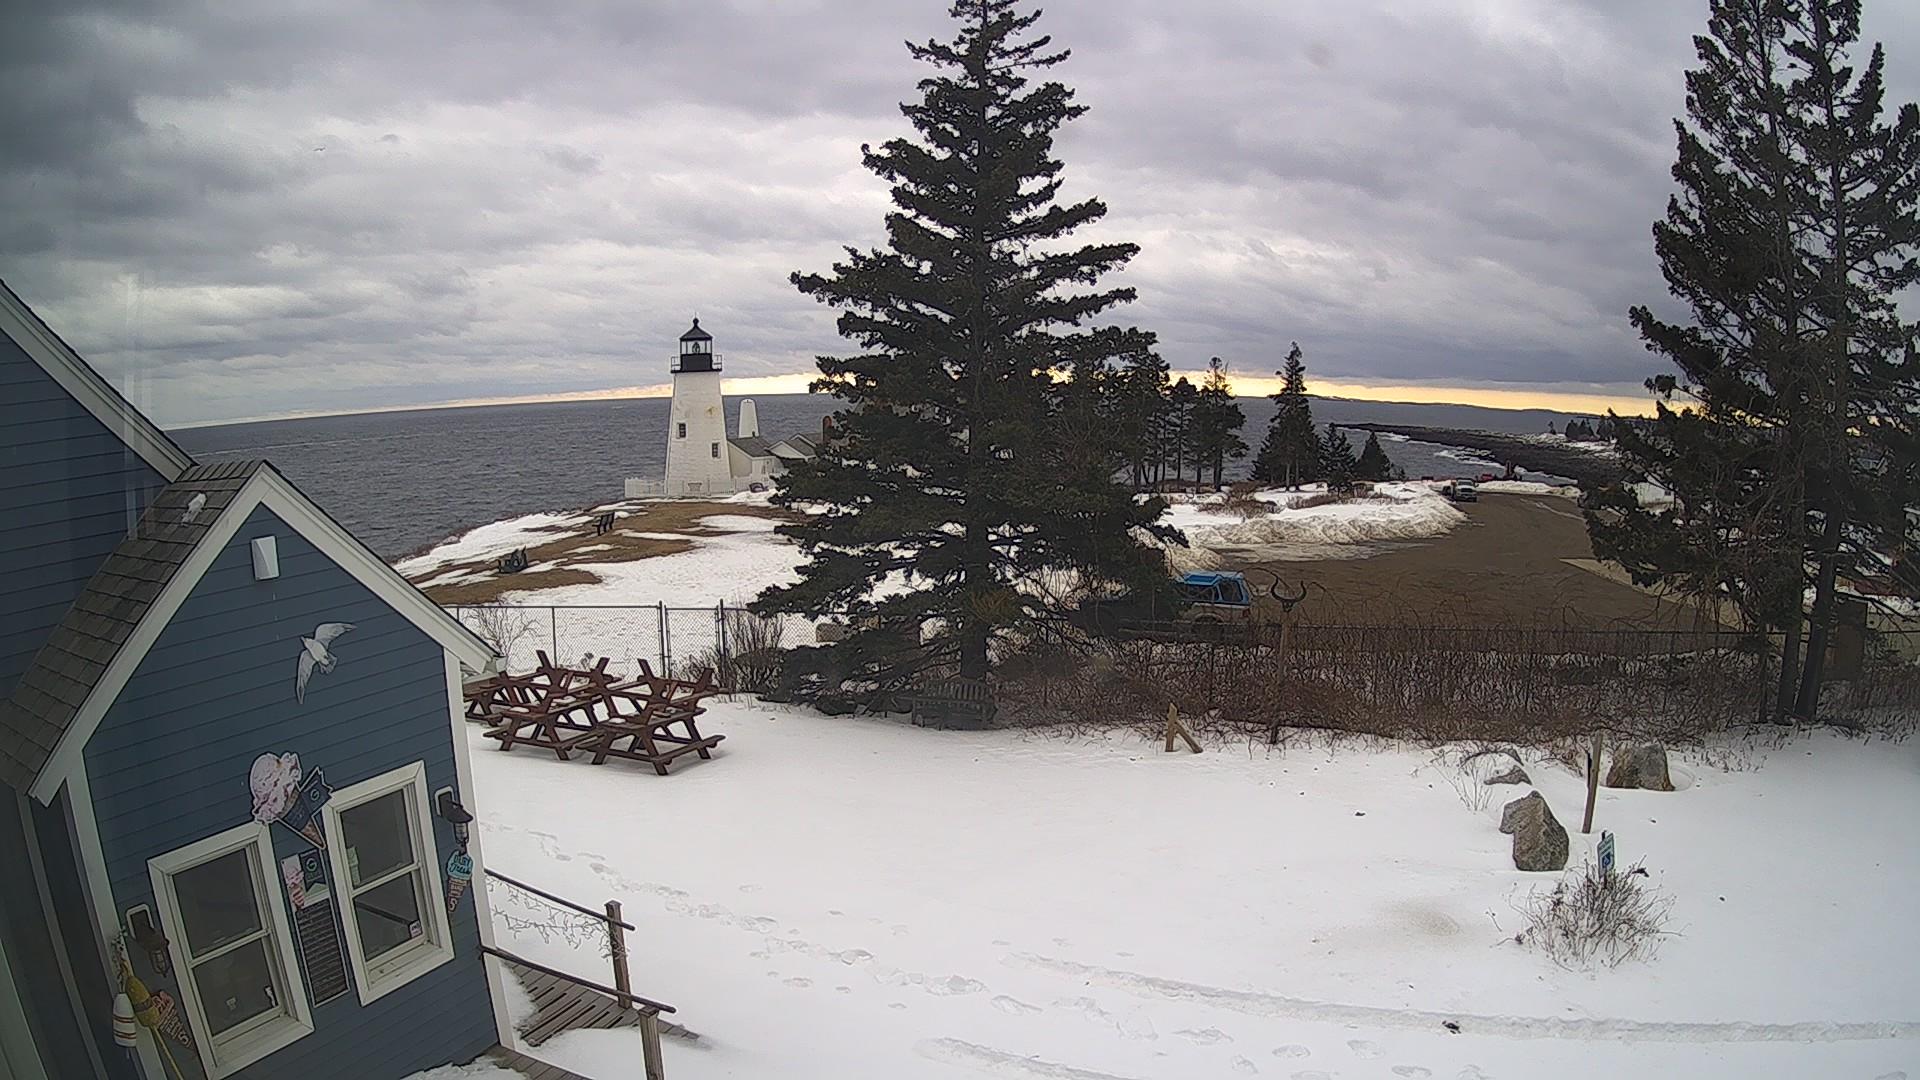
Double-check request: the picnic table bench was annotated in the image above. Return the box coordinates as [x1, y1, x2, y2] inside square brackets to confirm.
[478, 655, 725, 773]
[907, 676, 997, 730]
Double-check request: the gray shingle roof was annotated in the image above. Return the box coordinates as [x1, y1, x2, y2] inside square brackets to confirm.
[728, 435, 775, 458]
[0, 460, 263, 792]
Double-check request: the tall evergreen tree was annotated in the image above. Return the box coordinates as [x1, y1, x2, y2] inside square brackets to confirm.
[1190, 357, 1249, 490]
[1163, 377, 1198, 488]
[1587, 0, 1814, 720]
[1112, 350, 1171, 489]
[1783, 0, 1920, 715]
[756, 0, 1175, 684]
[1254, 342, 1321, 488]
[1321, 425, 1358, 489]
[1354, 431, 1393, 481]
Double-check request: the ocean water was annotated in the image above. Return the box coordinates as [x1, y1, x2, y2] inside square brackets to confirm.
[171, 393, 1580, 559]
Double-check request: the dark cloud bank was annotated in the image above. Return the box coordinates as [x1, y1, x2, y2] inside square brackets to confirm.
[2, 1, 1916, 425]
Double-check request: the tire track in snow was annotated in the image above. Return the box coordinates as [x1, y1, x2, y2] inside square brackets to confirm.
[1008, 954, 1920, 1044]
[915, 1038, 1147, 1079]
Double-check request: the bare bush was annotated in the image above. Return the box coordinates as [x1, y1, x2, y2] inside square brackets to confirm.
[1218, 488, 1273, 520]
[1514, 861, 1674, 969]
[461, 603, 538, 666]
[684, 609, 787, 693]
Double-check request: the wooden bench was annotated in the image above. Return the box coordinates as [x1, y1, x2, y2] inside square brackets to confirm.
[593, 511, 616, 536]
[907, 677, 997, 730]
[497, 547, 530, 574]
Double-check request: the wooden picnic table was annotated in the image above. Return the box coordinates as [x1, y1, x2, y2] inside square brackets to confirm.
[478, 655, 725, 773]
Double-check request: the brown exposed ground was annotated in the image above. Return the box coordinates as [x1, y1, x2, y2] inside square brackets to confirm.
[410, 500, 790, 605]
[1242, 492, 1725, 629]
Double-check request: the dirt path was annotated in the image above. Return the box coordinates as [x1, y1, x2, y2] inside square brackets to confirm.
[1244, 493, 1720, 628]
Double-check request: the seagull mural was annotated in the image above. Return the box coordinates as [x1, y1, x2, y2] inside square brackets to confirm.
[295, 622, 355, 703]
[179, 492, 207, 525]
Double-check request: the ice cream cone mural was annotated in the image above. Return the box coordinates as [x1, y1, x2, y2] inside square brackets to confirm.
[445, 851, 473, 914]
[248, 751, 332, 847]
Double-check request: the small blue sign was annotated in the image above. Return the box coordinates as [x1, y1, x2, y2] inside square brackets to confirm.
[1598, 830, 1616, 876]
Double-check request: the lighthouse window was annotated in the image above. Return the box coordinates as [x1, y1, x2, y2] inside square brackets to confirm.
[711, 441, 721, 458]
[677, 423, 686, 439]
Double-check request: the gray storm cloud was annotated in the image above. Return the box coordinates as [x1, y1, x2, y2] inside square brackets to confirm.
[2, 1, 1916, 425]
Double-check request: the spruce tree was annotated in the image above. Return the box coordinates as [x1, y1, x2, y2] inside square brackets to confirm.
[1784, 0, 1920, 715]
[1355, 431, 1393, 481]
[1113, 350, 1170, 489]
[1586, 0, 1814, 721]
[1164, 377, 1197, 488]
[1255, 342, 1321, 488]
[1190, 357, 1249, 490]
[757, 0, 1175, 685]
[1321, 425, 1359, 489]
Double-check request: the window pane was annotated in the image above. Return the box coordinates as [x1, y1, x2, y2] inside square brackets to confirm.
[173, 850, 263, 957]
[340, 789, 416, 887]
[353, 872, 426, 963]
[191, 938, 278, 1038]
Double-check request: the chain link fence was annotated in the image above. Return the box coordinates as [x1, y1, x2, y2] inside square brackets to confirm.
[448, 602, 803, 687]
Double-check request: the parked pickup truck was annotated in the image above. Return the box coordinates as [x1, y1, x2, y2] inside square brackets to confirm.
[1443, 480, 1479, 502]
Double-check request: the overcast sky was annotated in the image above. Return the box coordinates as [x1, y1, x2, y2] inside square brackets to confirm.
[4, 1, 1917, 427]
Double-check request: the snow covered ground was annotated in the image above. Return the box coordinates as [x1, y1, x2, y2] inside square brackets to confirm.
[471, 708, 1920, 1080]
[1156, 483, 1467, 566]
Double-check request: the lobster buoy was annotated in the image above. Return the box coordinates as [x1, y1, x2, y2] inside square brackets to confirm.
[111, 993, 138, 1048]
[126, 971, 160, 1031]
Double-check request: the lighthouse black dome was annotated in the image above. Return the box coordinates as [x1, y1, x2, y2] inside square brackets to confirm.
[680, 319, 712, 342]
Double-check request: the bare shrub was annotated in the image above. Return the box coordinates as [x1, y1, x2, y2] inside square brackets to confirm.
[1514, 861, 1674, 969]
[1218, 488, 1272, 520]
[1288, 492, 1353, 510]
[684, 609, 787, 693]
[462, 604, 538, 666]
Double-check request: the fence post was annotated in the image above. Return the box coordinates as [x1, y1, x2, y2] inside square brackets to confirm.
[659, 602, 671, 677]
[606, 899, 631, 1007]
[640, 1010, 666, 1079]
[549, 606, 558, 661]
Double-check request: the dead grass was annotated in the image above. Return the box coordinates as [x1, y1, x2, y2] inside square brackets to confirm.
[409, 499, 791, 605]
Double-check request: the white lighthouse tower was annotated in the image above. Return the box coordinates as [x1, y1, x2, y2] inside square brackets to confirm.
[662, 318, 734, 496]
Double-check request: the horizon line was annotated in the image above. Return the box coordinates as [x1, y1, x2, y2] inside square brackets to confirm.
[167, 371, 1659, 431]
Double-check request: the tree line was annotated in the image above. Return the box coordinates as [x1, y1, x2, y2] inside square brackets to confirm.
[751, 0, 1919, 717]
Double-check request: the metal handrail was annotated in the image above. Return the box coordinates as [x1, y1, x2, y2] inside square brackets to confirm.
[480, 944, 676, 1014]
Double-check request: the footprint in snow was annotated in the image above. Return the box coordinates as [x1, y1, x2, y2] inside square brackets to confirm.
[783, 977, 812, 989]
[1348, 1038, 1381, 1059]
[1272, 1046, 1310, 1059]
[1231, 1056, 1258, 1075]
[1874, 1073, 1907, 1080]
[829, 909, 844, 917]
[738, 883, 761, 893]
[1456, 1068, 1489, 1080]
[835, 986, 852, 994]
[1290, 1071, 1331, 1080]
[991, 995, 1042, 1015]
[1392, 1068, 1432, 1079]
[888, 1002, 907, 1010]
[1175, 1028, 1233, 1045]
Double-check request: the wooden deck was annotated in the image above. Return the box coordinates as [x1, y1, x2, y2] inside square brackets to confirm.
[505, 957, 699, 1045]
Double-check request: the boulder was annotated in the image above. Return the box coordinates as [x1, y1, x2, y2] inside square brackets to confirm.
[1499, 792, 1569, 872]
[1485, 765, 1530, 785]
[1604, 744, 1674, 791]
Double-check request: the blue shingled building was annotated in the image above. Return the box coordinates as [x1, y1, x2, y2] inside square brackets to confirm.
[0, 281, 514, 1079]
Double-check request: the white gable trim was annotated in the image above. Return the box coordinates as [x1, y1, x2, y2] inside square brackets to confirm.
[28, 469, 496, 803]
[0, 282, 191, 482]
[443, 649, 515, 1046]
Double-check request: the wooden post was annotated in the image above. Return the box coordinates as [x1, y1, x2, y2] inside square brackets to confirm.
[639, 1009, 667, 1079]
[1582, 732, 1602, 835]
[1164, 704, 1201, 754]
[606, 900, 631, 1007]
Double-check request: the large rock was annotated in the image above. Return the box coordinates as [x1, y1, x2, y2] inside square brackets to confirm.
[1485, 765, 1530, 785]
[1499, 792, 1569, 872]
[1604, 744, 1675, 791]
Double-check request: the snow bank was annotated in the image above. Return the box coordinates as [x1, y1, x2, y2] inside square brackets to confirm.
[472, 712, 1920, 1080]
[1476, 479, 1580, 498]
[1160, 482, 1465, 562]
[402, 1065, 522, 1080]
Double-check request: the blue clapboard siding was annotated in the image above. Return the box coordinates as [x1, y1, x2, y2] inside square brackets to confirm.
[85, 505, 496, 1080]
[0, 331, 167, 702]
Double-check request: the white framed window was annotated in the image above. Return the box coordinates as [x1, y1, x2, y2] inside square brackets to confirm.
[321, 762, 453, 1004]
[149, 823, 312, 1079]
